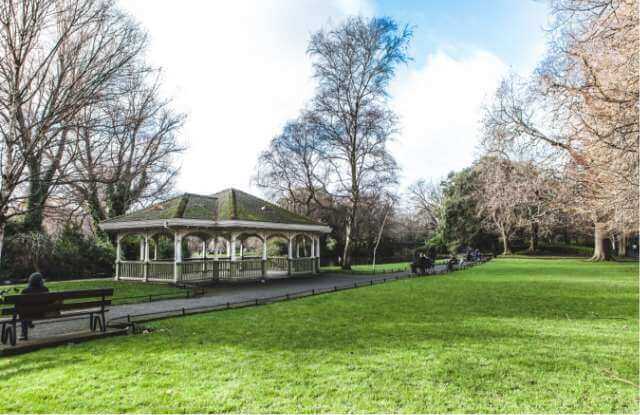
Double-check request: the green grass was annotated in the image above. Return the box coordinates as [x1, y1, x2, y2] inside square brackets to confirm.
[0, 258, 637, 413]
[515, 243, 594, 257]
[321, 259, 449, 274]
[1, 279, 186, 304]
[321, 261, 411, 273]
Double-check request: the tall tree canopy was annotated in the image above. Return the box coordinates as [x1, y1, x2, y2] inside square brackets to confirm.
[0, 0, 184, 263]
[483, 0, 638, 260]
[256, 16, 411, 269]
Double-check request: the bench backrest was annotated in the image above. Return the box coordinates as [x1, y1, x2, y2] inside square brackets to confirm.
[1, 288, 114, 319]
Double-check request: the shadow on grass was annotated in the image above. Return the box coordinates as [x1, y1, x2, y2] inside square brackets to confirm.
[133, 266, 637, 355]
[0, 353, 91, 381]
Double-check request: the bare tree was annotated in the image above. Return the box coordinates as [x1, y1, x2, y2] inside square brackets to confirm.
[370, 194, 395, 271]
[8, 231, 51, 272]
[407, 179, 444, 235]
[0, 0, 148, 238]
[484, 0, 639, 260]
[307, 16, 411, 269]
[474, 157, 523, 255]
[255, 111, 329, 217]
[67, 69, 185, 234]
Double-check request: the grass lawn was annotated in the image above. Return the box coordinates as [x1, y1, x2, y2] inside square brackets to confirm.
[0, 258, 637, 413]
[321, 259, 449, 274]
[321, 261, 411, 273]
[1, 279, 186, 304]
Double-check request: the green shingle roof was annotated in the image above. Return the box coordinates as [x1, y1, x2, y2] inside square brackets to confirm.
[101, 189, 320, 226]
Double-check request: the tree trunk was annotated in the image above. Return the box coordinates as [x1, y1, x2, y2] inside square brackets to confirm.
[23, 161, 46, 232]
[528, 222, 539, 253]
[342, 219, 353, 270]
[590, 222, 611, 261]
[618, 232, 627, 257]
[371, 207, 390, 272]
[0, 222, 5, 270]
[501, 230, 512, 255]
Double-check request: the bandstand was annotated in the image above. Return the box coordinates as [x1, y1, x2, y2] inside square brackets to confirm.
[99, 189, 331, 283]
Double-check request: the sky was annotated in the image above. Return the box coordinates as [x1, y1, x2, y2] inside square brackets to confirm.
[119, 0, 550, 196]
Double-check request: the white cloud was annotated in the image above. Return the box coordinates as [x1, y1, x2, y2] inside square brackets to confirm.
[389, 49, 508, 189]
[119, 0, 374, 195]
[119, 1, 507, 198]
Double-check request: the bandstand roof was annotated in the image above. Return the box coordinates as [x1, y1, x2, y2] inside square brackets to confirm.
[99, 188, 331, 233]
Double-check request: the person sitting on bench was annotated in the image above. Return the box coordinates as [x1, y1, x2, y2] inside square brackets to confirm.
[418, 253, 428, 274]
[19, 272, 49, 340]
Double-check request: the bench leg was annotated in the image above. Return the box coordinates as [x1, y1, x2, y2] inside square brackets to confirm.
[10, 323, 16, 346]
[90, 314, 106, 332]
[1, 323, 16, 346]
[20, 321, 29, 341]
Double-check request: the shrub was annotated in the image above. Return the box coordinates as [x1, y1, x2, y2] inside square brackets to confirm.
[50, 224, 115, 279]
[0, 223, 115, 282]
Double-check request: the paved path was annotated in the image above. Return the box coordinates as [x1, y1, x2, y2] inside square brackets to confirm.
[3, 262, 469, 347]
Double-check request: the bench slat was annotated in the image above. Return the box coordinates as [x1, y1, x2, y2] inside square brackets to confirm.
[2, 299, 111, 316]
[3, 288, 114, 304]
[1, 308, 108, 323]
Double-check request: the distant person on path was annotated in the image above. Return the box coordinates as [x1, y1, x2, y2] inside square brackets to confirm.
[418, 253, 427, 274]
[447, 256, 457, 272]
[428, 246, 437, 263]
[19, 272, 49, 340]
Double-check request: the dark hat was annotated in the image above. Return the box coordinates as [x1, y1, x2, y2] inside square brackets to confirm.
[27, 272, 44, 288]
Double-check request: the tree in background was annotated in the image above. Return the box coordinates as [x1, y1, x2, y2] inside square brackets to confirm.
[0, 0, 184, 273]
[307, 16, 411, 269]
[474, 158, 521, 255]
[0, 0, 147, 234]
[407, 179, 444, 237]
[68, 70, 185, 235]
[484, 0, 638, 260]
[257, 17, 411, 269]
[436, 169, 496, 253]
[255, 111, 328, 218]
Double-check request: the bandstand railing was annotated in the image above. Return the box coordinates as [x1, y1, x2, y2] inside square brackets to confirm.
[267, 257, 288, 273]
[290, 258, 315, 274]
[118, 261, 144, 280]
[148, 261, 174, 282]
[117, 257, 318, 283]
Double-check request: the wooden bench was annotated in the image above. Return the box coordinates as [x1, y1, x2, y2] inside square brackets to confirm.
[1, 288, 113, 346]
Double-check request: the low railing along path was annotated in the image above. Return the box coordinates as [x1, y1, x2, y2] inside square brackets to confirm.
[1, 259, 490, 349]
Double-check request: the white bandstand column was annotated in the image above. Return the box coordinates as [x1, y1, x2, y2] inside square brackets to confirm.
[310, 235, 317, 273]
[262, 235, 268, 260]
[287, 235, 293, 276]
[153, 236, 158, 260]
[230, 234, 237, 260]
[115, 234, 122, 280]
[201, 238, 207, 277]
[315, 236, 321, 274]
[139, 237, 145, 261]
[174, 230, 183, 283]
[261, 234, 268, 277]
[143, 234, 150, 281]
